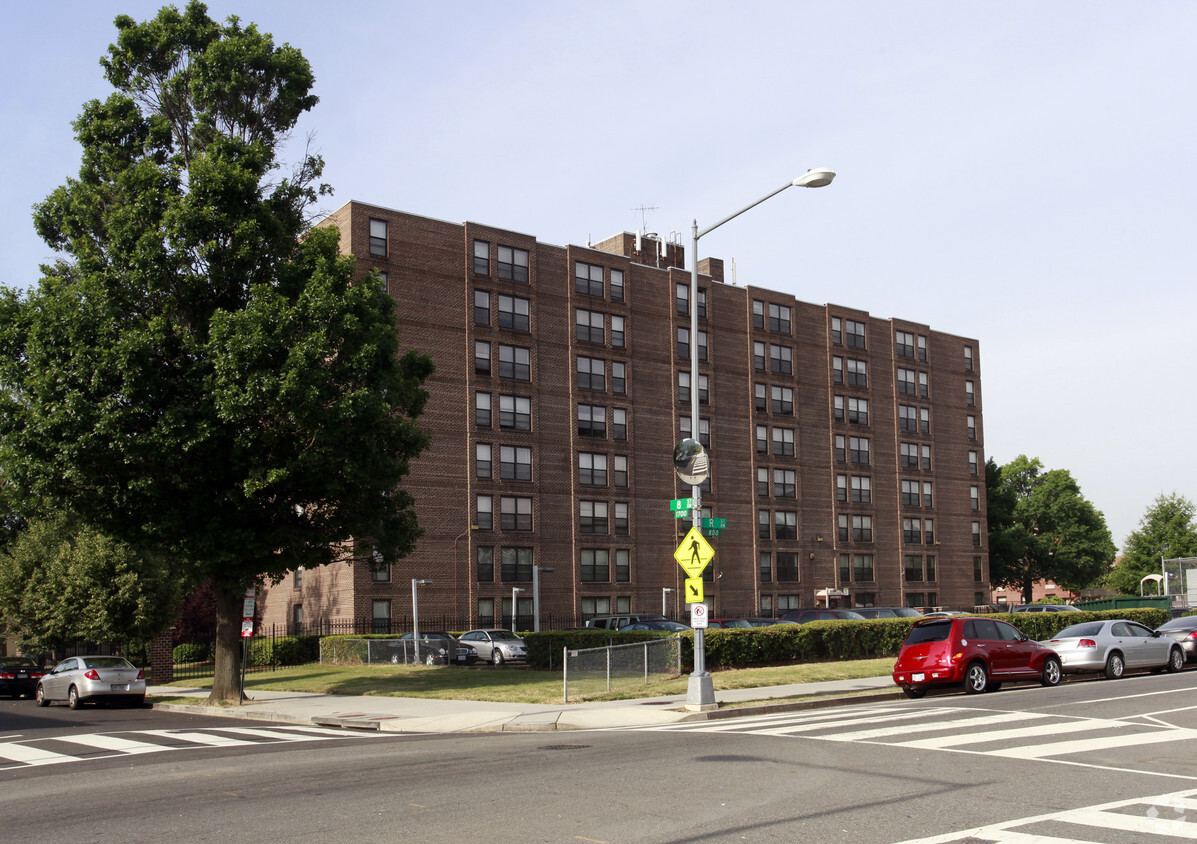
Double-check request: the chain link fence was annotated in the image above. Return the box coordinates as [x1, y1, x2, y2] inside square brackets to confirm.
[320, 638, 424, 665]
[562, 635, 683, 702]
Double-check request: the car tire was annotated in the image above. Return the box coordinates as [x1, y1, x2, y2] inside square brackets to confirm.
[988, 681, 1003, 692]
[963, 661, 989, 694]
[1167, 647, 1185, 673]
[67, 685, 82, 710]
[35, 684, 49, 707]
[1104, 652, 1125, 680]
[901, 686, 927, 699]
[1041, 656, 1062, 687]
[491, 649, 505, 666]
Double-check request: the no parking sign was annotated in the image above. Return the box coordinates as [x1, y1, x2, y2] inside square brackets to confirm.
[690, 603, 709, 629]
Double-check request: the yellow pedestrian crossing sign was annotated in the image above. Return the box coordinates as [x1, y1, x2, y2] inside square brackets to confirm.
[674, 527, 715, 578]
[685, 577, 704, 603]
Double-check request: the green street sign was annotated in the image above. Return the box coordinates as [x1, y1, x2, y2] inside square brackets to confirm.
[670, 498, 694, 512]
[674, 509, 691, 519]
[702, 528, 722, 537]
[702, 517, 727, 530]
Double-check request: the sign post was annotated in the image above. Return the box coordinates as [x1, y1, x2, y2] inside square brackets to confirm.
[239, 587, 255, 701]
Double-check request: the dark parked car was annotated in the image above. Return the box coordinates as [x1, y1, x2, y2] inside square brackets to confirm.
[619, 620, 690, 632]
[853, 607, 923, 619]
[1156, 616, 1197, 663]
[585, 614, 667, 630]
[397, 632, 478, 665]
[743, 618, 800, 627]
[707, 618, 753, 629]
[0, 657, 46, 699]
[892, 616, 1062, 698]
[781, 608, 866, 624]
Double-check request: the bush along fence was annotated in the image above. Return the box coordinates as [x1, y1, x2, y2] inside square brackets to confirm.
[165, 608, 1170, 681]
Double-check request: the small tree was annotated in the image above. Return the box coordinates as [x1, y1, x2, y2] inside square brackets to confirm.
[0, 3, 431, 701]
[987, 455, 1115, 602]
[1106, 493, 1197, 595]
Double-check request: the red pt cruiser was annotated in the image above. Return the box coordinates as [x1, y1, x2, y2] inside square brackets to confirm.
[893, 616, 1062, 698]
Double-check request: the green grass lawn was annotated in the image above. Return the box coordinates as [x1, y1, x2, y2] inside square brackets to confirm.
[164, 657, 894, 705]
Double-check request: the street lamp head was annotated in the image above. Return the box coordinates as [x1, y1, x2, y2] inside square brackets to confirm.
[792, 168, 836, 188]
[413, 579, 432, 586]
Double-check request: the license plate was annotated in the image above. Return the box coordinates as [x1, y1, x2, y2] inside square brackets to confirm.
[912, 673, 925, 682]
[111, 684, 129, 692]
[17, 673, 27, 679]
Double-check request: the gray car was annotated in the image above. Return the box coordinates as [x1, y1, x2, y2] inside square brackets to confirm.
[1040, 619, 1185, 678]
[459, 629, 526, 665]
[397, 632, 477, 665]
[36, 655, 146, 709]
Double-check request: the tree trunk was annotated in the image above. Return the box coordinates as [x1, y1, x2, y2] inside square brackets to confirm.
[208, 584, 245, 703]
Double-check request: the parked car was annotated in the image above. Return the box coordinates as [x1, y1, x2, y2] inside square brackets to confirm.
[0, 656, 46, 699]
[1011, 604, 1081, 613]
[744, 618, 800, 627]
[1156, 616, 1197, 662]
[36, 655, 146, 709]
[1042, 619, 1185, 678]
[852, 607, 923, 619]
[892, 616, 1062, 698]
[923, 610, 967, 617]
[707, 618, 753, 629]
[397, 632, 478, 665]
[619, 620, 690, 632]
[458, 629, 527, 665]
[585, 614, 667, 630]
[781, 608, 866, 624]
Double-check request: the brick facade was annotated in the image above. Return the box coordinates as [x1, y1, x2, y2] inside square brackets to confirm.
[257, 202, 989, 631]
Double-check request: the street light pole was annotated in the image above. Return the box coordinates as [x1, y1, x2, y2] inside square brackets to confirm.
[662, 587, 675, 618]
[532, 566, 555, 632]
[412, 578, 432, 663]
[511, 587, 525, 632]
[685, 168, 835, 711]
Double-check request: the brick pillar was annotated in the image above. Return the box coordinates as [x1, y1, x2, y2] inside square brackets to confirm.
[150, 629, 174, 686]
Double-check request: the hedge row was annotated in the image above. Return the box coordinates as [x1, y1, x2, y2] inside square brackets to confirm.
[172, 635, 321, 667]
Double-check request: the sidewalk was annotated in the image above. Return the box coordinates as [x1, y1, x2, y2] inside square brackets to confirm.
[149, 674, 900, 733]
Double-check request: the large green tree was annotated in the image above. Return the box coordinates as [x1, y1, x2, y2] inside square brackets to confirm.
[987, 455, 1115, 602]
[0, 3, 431, 701]
[1106, 493, 1197, 595]
[0, 514, 186, 654]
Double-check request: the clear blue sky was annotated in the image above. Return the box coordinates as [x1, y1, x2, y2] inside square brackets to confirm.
[3, 1, 1195, 550]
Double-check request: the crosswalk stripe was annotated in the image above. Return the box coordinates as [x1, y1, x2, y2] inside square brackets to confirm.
[0, 743, 79, 766]
[820, 710, 1044, 742]
[136, 730, 261, 747]
[51, 734, 173, 754]
[989, 727, 1197, 759]
[896, 716, 1133, 750]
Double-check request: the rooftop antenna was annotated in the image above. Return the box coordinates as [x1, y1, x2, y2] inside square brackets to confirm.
[632, 204, 659, 233]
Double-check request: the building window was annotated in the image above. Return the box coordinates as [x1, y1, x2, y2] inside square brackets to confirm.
[293, 566, 303, 588]
[753, 342, 766, 371]
[967, 415, 977, 440]
[926, 555, 936, 582]
[497, 245, 529, 282]
[845, 319, 866, 349]
[615, 549, 630, 582]
[476, 392, 491, 428]
[832, 356, 843, 384]
[849, 436, 869, 464]
[769, 344, 792, 375]
[576, 309, 604, 343]
[610, 269, 624, 302]
[831, 316, 842, 344]
[846, 358, 867, 387]
[774, 469, 796, 498]
[973, 521, 982, 546]
[899, 405, 917, 432]
[973, 556, 984, 581]
[776, 552, 799, 581]
[965, 380, 975, 406]
[851, 475, 871, 503]
[369, 218, 387, 256]
[499, 395, 531, 431]
[697, 331, 708, 363]
[969, 450, 978, 476]
[501, 496, 533, 531]
[900, 442, 918, 469]
[903, 518, 922, 544]
[757, 467, 769, 497]
[498, 344, 531, 380]
[772, 427, 794, 457]
[473, 240, 490, 275]
[500, 445, 532, 481]
[477, 495, 493, 530]
[775, 511, 797, 540]
[474, 290, 490, 325]
[577, 404, 606, 438]
[372, 599, 391, 634]
[901, 480, 919, 506]
[611, 315, 625, 348]
[920, 408, 930, 434]
[679, 415, 707, 447]
[848, 397, 868, 425]
[498, 295, 530, 331]
[759, 510, 771, 539]
[677, 283, 690, 315]
[752, 300, 765, 330]
[919, 372, 929, 398]
[677, 327, 690, 360]
[613, 408, 627, 440]
[852, 515, 872, 542]
[924, 518, 935, 544]
[756, 425, 768, 454]
[477, 547, 494, 582]
[292, 604, 303, 631]
[611, 362, 626, 395]
[613, 455, 628, 488]
[964, 345, 974, 370]
[581, 597, 611, 619]
[475, 341, 490, 375]
[836, 474, 847, 502]
[581, 549, 609, 583]
[769, 303, 791, 334]
[576, 262, 604, 297]
[895, 330, 914, 358]
[501, 547, 533, 582]
[580, 501, 608, 534]
[921, 445, 932, 470]
[771, 386, 793, 415]
[834, 435, 846, 463]
[917, 335, 927, 361]
[853, 554, 874, 581]
[970, 485, 980, 511]
[476, 443, 492, 479]
[614, 502, 629, 535]
[372, 559, 391, 582]
[579, 453, 607, 486]
[904, 555, 923, 582]
[923, 481, 934, 507]
[577, 356, 605, 391]
[897, 368, 916, 395]
[759, 551, 772, 583]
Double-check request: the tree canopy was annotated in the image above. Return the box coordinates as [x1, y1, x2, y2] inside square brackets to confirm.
[0, 3, 431, 700]
[986, 455, 1116, 602]
[1105, 493, 1197, 595]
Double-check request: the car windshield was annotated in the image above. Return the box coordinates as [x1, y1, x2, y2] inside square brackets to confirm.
[83, 657, 133, 669]
[0, 657, 38, 668]
[1054, 622, 1105, 638]
[490, 631, 522, 641]
[1158, 617, 1197, 630]
[905, 621, 952, 645]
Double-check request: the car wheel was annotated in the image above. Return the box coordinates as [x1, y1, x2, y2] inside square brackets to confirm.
[67, 685, 83, 710]
[988, 681, 1003, 692]
[1104, 652, 1125, 680]
[1041, 656, 1062, 687]
[491, 649, 505, 666]
[35, 684, 49, 707]
[963, 661, 989, 694]
[1167, 647, 1185, 673]
[901, 686, 927, 699]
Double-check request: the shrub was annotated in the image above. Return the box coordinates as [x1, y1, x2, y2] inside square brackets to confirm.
[173, 642, 212, 664]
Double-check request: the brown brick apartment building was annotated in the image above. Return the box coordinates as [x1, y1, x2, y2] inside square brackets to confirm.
[256, 201, 990, 633]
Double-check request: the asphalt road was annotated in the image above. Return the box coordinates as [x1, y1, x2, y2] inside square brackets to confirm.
[2, 670, 1197, 842]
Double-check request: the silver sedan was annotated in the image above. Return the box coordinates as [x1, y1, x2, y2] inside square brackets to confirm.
[1040, 619, 1185, 679]
[36, 655, 146, 708]
[458, 629, 527, 665]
